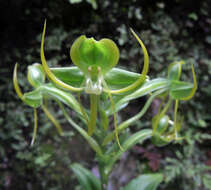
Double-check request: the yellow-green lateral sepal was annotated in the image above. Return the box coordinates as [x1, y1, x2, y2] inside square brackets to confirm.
[27, 63, 45, 88]
[70, 35, 119, 76]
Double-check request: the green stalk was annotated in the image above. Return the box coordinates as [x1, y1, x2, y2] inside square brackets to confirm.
[174, 99, 179, 138]
[98, 159, 109, 190]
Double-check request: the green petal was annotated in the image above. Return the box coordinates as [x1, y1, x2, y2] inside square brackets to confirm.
[168, 61, 184, 81]
[13, 63, 24, 100]
[41, 20, 83, 92]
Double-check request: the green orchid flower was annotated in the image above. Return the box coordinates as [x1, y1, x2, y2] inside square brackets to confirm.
[13, 63, 65, 145]
[39, 21, 149, 149]
[151, 61, 197, 146]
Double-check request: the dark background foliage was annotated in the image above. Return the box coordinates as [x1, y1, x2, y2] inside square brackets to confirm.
[0, 0, 211, 190]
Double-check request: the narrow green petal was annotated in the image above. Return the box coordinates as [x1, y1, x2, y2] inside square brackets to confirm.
[40, 20, 83, 92]
[13, 63, 24, 100]
[181, 64, 197, 100]
[41, 105, 63, 135]
[102, 79, 124, 151]
[110, 29, 149, 94]
[31, 108, 38, 146]
[168, 61, 184, 81]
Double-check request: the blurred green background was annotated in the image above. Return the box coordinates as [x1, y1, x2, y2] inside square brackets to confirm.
[0, 0, 211, 189]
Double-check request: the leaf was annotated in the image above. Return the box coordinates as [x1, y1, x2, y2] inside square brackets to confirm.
[71, 163, 101, 190]
[122, 173, 163, 190]
[106, 129, 152, 173]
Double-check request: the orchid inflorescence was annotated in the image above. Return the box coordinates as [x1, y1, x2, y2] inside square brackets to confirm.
[13, 21, 197, 154]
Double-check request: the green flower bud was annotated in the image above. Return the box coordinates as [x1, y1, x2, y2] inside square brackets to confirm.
[168, 61, 184, 81]
[27, 63, 45, 88]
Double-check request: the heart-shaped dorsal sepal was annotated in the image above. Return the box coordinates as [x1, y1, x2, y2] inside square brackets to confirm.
[70, 35, 120, 77]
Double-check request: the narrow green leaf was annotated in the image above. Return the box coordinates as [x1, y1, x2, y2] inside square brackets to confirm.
[71, 163, 101, 190]
[106, 129, 152, 173]
[122, 173, 163, 190]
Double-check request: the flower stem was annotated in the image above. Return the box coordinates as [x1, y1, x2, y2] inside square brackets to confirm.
[98, 158, 109, 190]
